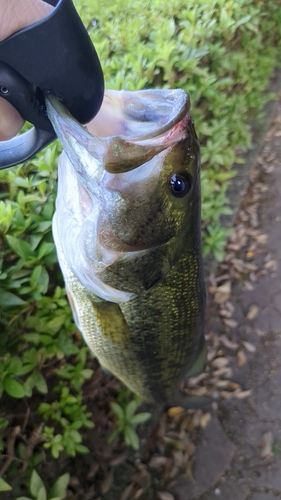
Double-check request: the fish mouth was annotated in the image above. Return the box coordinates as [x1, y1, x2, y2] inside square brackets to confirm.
[46, 89, 190, 174]
[86, 89, 189, 141]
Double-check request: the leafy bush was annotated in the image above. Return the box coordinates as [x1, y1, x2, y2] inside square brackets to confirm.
[1, 0, 281, 495]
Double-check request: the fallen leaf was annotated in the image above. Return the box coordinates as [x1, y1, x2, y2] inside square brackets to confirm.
[249, 272, 257, 282]
[223, 318, 238, 328]
[134, 488, 145, 499]
[180, 415, 194, 432]
[264, 259, 277, 270]
[219, 335, 239, 350]
[212, 367, 233, 378]
[255, 328, 266, 337]
[214, 282, 231, 303]
[192, 410, 203, 427]
[246, 250, 255, 258]
[216, 380, 230, 388]
[167, 407, 185, 418]
[214, 293, 230, 304]
[244, 262, 258, 271]
[219, 308, 233, 318]
[100, 470, 113, 494]
[207, 348, 218, 362]
[109, 454, 127, 467]
[255, 234, 268, 244]
[216, 273, 231, 283]
[247, 305, 259, 320]
[86, 462, 99, 479]
[157, 491, 175, 500]
[148, 456, 168, 469]
[260, 431, 273, 458]
[242, 341, 256, 353]
[187, 372, 208, 387]
[234, 390, 251, 399]
[185, 459, 195, 482]
[173, 450, 185, 468]
[237, 350, 247, 366]
[216, 282, 231, 293]
[243, 281, 254, 291]
[189, 386, 208, 396]
[200, 412, 212, 428]
[220, 391, 235, 399]
[211, 357, 229, 368]
[227, 381, 241, 391]
[185, 442, 196, 456]
[120, 483, 135, 500]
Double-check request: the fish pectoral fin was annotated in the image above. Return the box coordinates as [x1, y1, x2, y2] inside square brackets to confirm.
[91, 301, 131, 346]
[183, 344, 208, 380]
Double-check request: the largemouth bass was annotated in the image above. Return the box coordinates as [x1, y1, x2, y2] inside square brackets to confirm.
[46, 89, 207, 407]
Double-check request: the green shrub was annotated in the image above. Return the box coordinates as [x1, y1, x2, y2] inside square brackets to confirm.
[1, 0, 281, 495]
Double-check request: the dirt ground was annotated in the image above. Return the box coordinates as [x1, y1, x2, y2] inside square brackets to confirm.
[194, 103, 281, 500]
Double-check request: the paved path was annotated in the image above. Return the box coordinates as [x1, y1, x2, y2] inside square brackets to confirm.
[196, 104, 281, 499]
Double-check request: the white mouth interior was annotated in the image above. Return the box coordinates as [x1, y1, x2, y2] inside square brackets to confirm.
[86, 89, 189, 140]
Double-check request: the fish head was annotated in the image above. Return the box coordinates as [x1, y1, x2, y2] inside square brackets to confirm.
[46, 89, 201, 303]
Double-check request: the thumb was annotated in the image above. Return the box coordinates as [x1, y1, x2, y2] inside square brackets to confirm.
[0, 98, 24, 140]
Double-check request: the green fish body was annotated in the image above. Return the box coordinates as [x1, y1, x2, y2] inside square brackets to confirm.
[47, 90, 206, 406]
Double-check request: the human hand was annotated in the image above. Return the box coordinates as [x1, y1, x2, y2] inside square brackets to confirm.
[0, 0, 53, 140]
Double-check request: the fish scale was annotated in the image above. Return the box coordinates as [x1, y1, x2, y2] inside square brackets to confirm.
[120, 248, 205, 403]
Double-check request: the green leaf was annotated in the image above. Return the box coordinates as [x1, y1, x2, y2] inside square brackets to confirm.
[80, 369, 94, 379]
[0, 290, 27, 307]
[36, 221, 52, 232]
[16, 497, 33, 500]
[108, 428, 120, 443]
[5, 235, 33, 260]
[110, 402, 124, 420]
[33, 370, 48, 394]
[21, 333, 41, 344]
[17, 363, 35, 376]
[46, 315, 67, 334]
[38, 242, 54, 259]
[30, 470, 45, 497]
[6, 356, 23, 374]
[125, 400, 137, 420]
[124, 426, 139, 450]
[75, 444, 89, 454]
[130, 412, 151, 425]
[37, 485, 47, 500]
[30, 265, 43, 287]
[4, 377, 26, 398]
[49, 473, 70, 500]
[0, 477, 12, 491]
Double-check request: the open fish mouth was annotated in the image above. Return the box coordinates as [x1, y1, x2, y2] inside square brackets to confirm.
[46, 89, 196, 302]
[86, 89, 189, 140]
[46, 89, 190, 174]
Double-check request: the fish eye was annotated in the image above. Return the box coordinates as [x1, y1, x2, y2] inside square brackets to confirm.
[170, 172, 192, 198]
